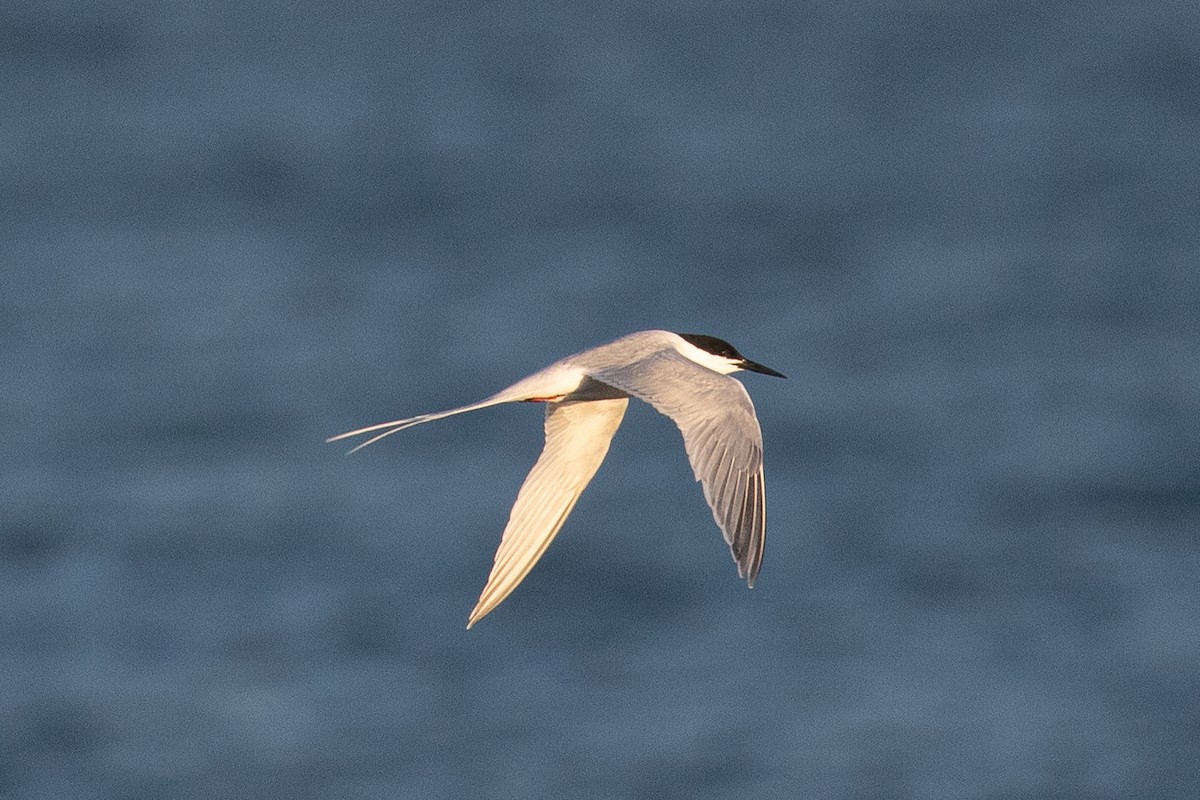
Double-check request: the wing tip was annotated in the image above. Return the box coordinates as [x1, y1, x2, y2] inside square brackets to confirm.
[466, 600, 492, 629]
[741, 559, 761, 588]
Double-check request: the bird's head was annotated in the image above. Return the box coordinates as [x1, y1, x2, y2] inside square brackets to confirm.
[673, 333, 787, 378]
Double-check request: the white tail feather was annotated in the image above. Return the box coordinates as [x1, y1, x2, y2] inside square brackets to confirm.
[326, 365, 587, 454]
[326, 394, 526, 454]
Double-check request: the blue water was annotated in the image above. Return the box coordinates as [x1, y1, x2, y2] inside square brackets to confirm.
[3, 2, 1198, 797]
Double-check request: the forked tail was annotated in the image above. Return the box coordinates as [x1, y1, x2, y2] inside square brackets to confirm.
[326, 392, 524, 453]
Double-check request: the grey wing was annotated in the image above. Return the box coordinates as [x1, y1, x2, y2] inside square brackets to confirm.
[589, 353, 767, 585]
[467, 397, 629, 628]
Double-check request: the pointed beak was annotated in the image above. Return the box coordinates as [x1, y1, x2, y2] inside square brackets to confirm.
[740, 359, 787, 378]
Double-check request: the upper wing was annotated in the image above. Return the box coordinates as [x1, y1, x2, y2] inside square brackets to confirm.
[589, 352, 767, 585]
[467, 397, 629, 628]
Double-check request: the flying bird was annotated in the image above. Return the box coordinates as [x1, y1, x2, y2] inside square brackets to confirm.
[328, 330, 785, 628]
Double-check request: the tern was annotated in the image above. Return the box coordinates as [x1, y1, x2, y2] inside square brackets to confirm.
[328, 330, 785, 628]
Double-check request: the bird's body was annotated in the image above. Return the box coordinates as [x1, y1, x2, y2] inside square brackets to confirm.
[328, 330, 784, 627]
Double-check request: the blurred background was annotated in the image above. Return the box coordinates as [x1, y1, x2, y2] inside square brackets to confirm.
[3, 1, 1198, 797]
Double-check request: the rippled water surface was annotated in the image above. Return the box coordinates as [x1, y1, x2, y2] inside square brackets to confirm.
[3, 2, 1198, 797]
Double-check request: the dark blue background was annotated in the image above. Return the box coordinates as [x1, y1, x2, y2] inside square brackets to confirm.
[3, 2, 1198, 797]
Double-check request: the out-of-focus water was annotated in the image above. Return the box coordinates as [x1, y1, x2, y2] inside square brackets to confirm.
[3, 2, 1198, 797]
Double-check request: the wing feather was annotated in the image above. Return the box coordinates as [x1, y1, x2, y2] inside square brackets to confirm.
[589, 352, 768, 585]
[467, 397, 628, 627]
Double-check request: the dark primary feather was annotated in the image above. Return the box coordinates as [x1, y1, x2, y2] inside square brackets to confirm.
[588, 350, 767, 584]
